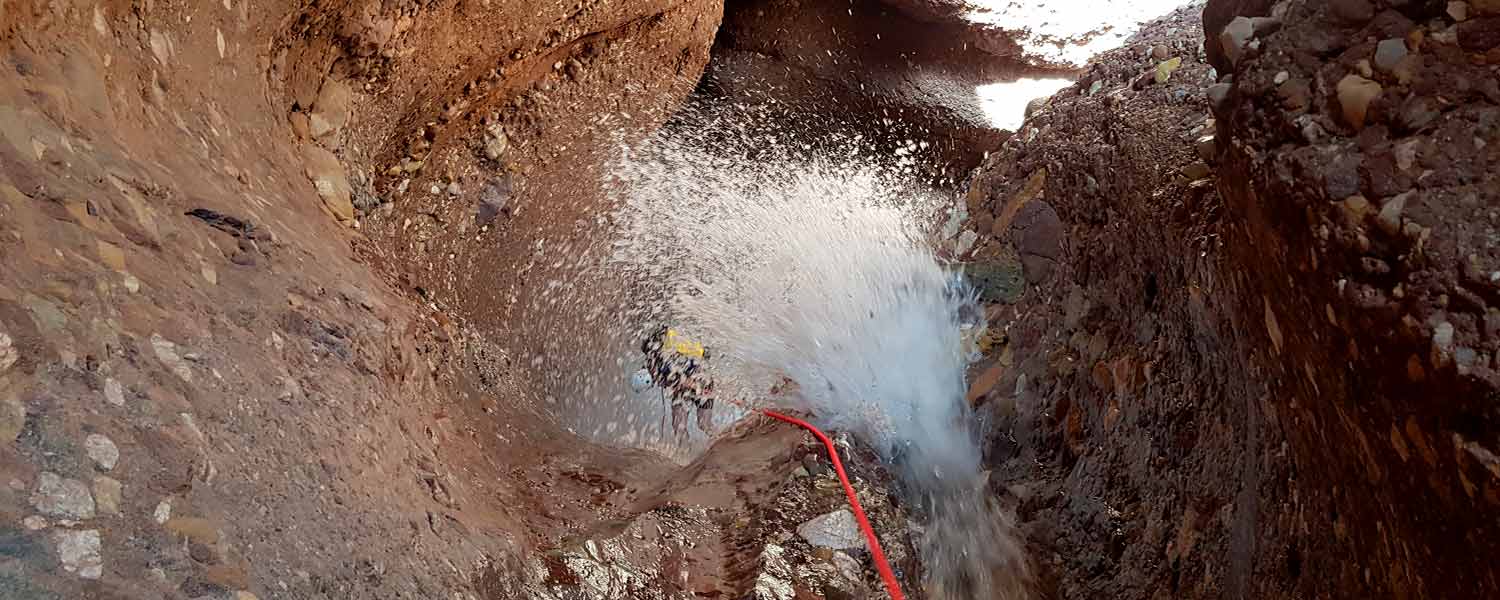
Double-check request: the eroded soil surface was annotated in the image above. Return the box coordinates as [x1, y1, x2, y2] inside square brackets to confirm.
[2, 0, 1498, 599]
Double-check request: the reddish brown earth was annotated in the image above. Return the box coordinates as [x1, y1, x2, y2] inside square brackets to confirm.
[2, 0, 1498, 599]
[966, 0, 1500, 598]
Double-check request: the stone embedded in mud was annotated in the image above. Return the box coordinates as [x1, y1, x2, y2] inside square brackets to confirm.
[1450, 1, 1471, 20]
[54, 529, 103, 579]
[1373, 39, 1409, 75]
[301, 144, 355, 223]
[0, 330, 16, 373]
[289, 112, 311, 139]
[968, 258, 1025, 303]
[1, 390, 24, 444]
[1378, 192, 1409, 235]
[93, 476, 122, 515]
[32, 472, 96, 519]
[483, 123, 508, 162]
[1195, 134, 1218, 162]
[150, 334, 194, 382]
[1336, 74, 1382, 130]
[311, 78, 353, 139]
[1181, 161, 1213, 181]
[85, 433, 119, 471]
[476, 177, 512, 225]
[796, 509, 864, 550]
[1014, 200, 1064, 284]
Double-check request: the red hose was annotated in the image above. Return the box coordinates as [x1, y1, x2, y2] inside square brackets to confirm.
[761, 409, 906, 600]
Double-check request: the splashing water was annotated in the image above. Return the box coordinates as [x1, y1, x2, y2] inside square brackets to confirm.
[595, 100, 1033, 598]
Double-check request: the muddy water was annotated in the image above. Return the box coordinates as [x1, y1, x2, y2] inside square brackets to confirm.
[535, 98, 1034, 597]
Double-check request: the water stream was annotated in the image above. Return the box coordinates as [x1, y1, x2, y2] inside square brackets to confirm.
[593, 99, 1032, 597]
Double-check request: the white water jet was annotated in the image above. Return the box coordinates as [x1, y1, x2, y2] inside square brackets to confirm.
[599, 99, 1032, 598]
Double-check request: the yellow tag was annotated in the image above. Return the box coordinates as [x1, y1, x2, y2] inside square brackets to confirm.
[665, 329, 705, 359]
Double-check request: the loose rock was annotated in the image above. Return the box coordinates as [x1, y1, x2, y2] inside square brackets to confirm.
[1378, 192, 1409, 235]
[311, 78, 354, 139]
[1336, 74, 1382, 130]
[1374, 38, 1408, 74]
[153, 498, 173, 524]
[102, 379, 124, 408]
[1449, 1, 1470, 21]
[151, 334, 194, 382]
[0, 331, 16, 372]
[476, 176, 512, 225]
[85, 433, 119, 471]
[302, 144, 355, 223]
[1155, 57, 1183, 83]
[483, 123, 508, 161]
[796, 509, 864, 550]
[54, 529, 103, 579]
[32, 472, 96, 519]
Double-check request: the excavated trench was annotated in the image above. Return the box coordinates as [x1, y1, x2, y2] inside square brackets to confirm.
[1, 0, 1498, 599]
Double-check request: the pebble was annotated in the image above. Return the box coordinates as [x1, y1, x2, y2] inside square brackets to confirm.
[476, 176, 512, 225]
[1195, 135, 1218, 161]
[32, 472, 96, 519]
[153, 498, 173, 524]
[0, 330, 15, 373]
[93, 476, 122, 515]
[1434, 321, 1456, 351]
[1449, 1, 1470, 21]
[1273, 71, 1289, 85]
[1374, 38, 1409, 74]
[796, 509, 864, 550]
[151, 334, 194, 382]
[1336, 74, 1382, 130]
[483, 123, 508, 161]
[85, 433, 120, 470]
[1155, 57, 1183, 83]
[123, 273, 141, 293]
[1151, 45, 1170, 60]
[23, 515, 48, 530]
[1181, 161, 1213, 181]
[100, 378, 123, 408]
[447, 182, 461, 196]
[1378, 192, 1409, 235]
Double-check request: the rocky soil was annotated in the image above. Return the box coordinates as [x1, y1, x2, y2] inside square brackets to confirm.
[0, 1, 917, 598]
[2, 0, 1497, 599]
[963, 0, 1500, 598]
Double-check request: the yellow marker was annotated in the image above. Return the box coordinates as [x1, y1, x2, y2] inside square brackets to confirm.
[665, 329, 705, 359]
